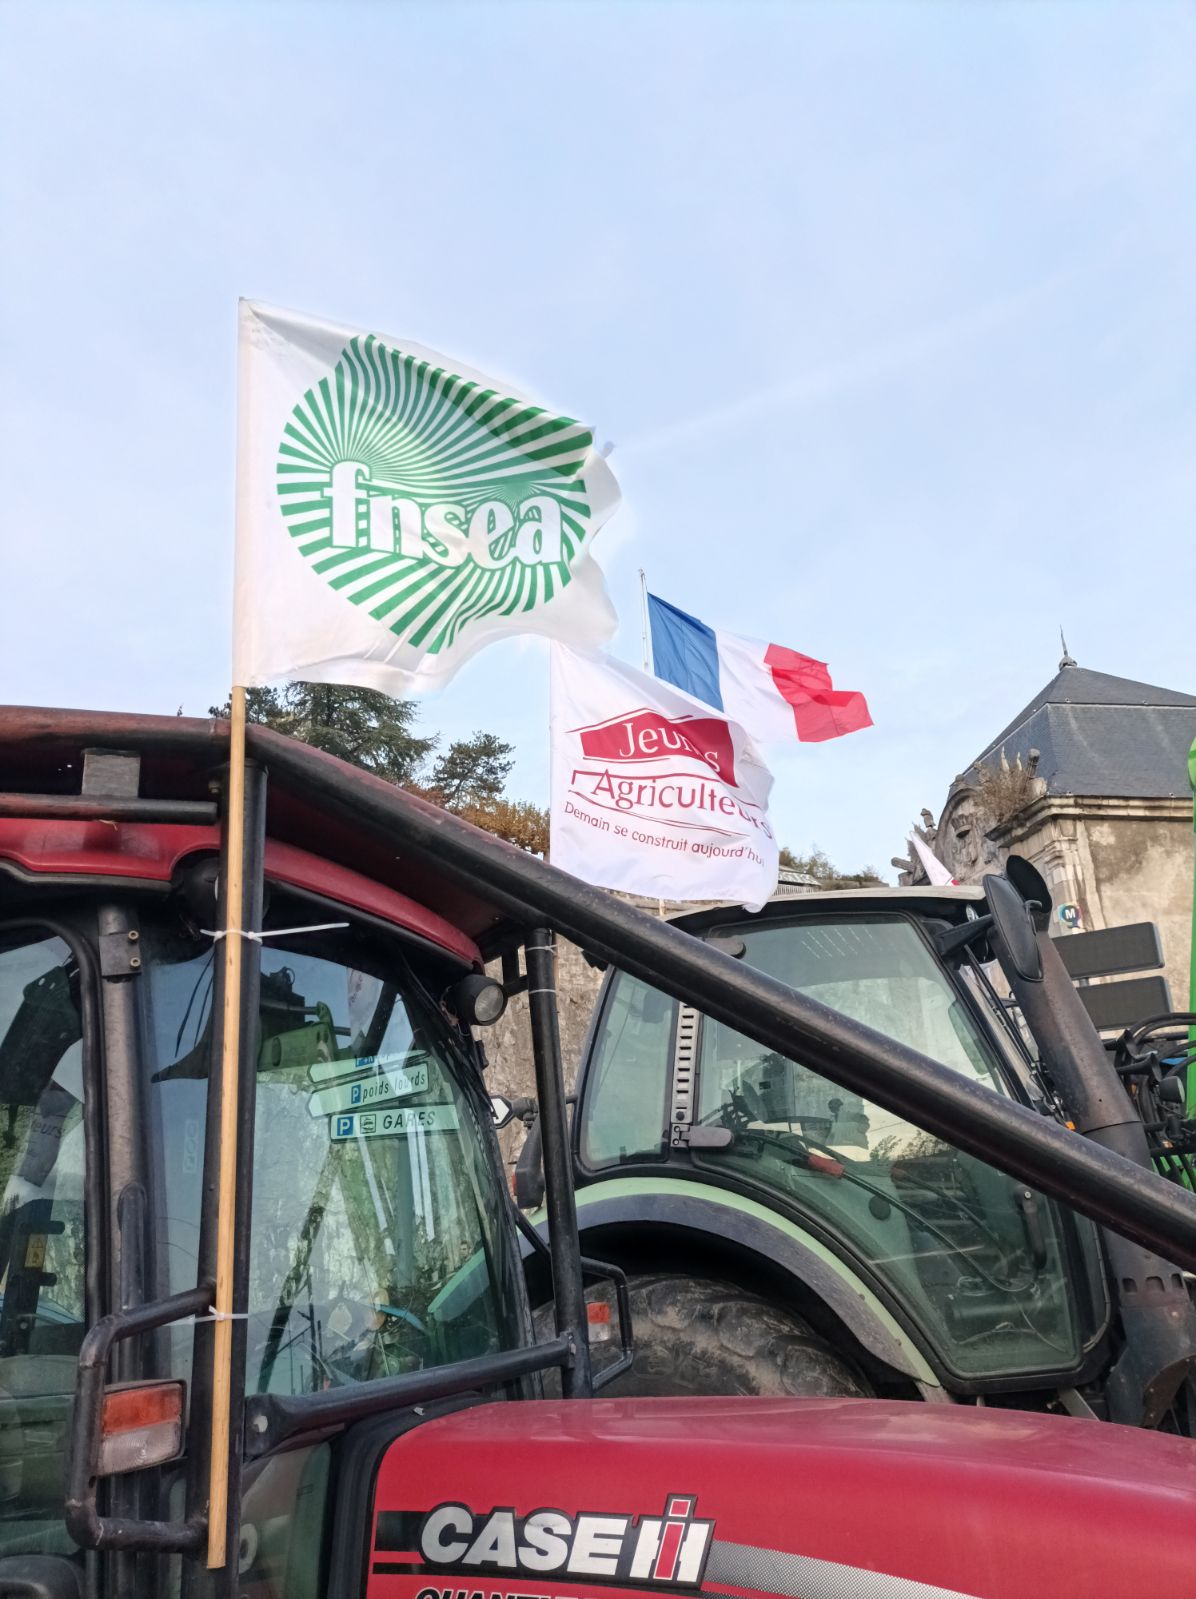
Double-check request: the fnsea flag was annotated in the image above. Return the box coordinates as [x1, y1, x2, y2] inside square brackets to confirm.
[233, 301, 619, 696]
[647, 595, 872, 746]
[550, 645, 778, 911]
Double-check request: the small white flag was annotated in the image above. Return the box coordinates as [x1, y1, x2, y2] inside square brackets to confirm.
[910, 834, 958, 886]
[550, 646, 779, 911]
[233, 301, 619, 695]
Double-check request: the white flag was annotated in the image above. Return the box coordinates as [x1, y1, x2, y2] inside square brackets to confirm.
[550, 646, 779, 911]
[233, 301, 619, 695]
[910, 834, 957, 886]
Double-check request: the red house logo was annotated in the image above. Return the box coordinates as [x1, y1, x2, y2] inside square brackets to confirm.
[575, 708, 737, 786]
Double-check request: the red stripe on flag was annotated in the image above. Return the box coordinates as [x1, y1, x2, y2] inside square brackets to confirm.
[763, 642, 832, 693]
[790, 689, 873, 743]
[764, 644, 872, 743]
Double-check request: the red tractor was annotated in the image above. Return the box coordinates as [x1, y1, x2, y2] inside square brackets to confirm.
[0, 706, 1193, 1599]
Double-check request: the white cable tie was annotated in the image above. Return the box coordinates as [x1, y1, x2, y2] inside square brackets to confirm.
[524, 944, 558, 955]
[526, 987, 557, 996]
[179, 1307, 250, 1325]
[201, 921, 350, 943]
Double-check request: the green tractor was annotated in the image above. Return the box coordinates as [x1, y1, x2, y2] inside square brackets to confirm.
[521, 872, 1196, 1428]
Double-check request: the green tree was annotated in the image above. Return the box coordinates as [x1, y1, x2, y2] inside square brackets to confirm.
[778, 844, 885, 890]
[208, 685, 545, 851]
[210, 683, 435, 787]
[427, 731, 515, 810]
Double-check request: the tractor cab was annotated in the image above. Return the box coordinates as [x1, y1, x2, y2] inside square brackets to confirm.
[0, 707, 1194, 1599]
[567, 884, 1196, 1426]
[568, 888, 1105, 1393]
[0, 712, 545, 1595]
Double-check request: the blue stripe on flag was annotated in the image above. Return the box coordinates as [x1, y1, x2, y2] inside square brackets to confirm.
[647, 594, 723, 711]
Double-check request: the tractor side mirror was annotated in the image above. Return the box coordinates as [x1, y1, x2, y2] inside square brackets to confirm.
[983, 873, 1042, 983]
[491, 1094, 536, 1130]
[491, 1094, 514, 1128]
[1005, 854, 1053, 931]
[514, 1114, 545, 1210]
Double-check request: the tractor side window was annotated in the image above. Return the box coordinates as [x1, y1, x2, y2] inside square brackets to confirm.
[145, 918, 526, 1398]
[0, 930, 86, 1558]
[690, 915, 1085, 1380]
[580, 918, 1089, 1381]
[578, 975, 672, 1168]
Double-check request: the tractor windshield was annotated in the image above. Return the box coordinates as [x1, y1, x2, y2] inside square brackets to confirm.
[580, 912, 1091, 1381]
[144, 911, 526, 1397]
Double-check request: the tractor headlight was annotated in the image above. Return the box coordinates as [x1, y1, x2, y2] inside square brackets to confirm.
[454, 972, 507, 1028]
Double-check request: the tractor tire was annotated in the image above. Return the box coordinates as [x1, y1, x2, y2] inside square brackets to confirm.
[540, 1273, 872, 1399]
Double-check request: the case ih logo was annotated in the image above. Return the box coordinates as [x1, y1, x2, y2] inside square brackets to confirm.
[576, 710, 737, 786]
[419, 1495, 714, 1588]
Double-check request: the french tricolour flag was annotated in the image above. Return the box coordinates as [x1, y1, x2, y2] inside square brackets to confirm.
[647, 594, 872, 746]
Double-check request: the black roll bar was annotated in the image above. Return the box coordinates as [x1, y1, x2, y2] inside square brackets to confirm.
[0, 793, 217, 824]
[247, 725, 1196, 1273]
[244, 1335, 577, 1459]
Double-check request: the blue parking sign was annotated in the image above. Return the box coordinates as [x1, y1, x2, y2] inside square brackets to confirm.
[335, 1114, 354, 1138]
[351, 1082, 362, 1105]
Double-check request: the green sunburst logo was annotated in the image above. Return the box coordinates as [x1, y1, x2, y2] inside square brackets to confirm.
[275, 334, 595, 654]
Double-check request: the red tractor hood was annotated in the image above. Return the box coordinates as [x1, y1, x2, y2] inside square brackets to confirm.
[367, 1396, 1196, 1599]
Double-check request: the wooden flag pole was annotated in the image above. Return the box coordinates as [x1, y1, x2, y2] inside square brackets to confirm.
[207, 683, 249, 1570]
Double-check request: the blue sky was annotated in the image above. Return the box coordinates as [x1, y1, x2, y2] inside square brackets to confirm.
[3, 0, 1193, 874]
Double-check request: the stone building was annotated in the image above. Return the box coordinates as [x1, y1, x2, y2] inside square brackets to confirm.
[897, 653, 1196, 1008]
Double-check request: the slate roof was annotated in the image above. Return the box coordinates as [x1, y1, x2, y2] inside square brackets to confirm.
[969, 664, 1196, 801]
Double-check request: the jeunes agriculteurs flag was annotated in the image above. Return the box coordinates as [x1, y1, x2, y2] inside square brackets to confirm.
[550, 645, 779, 911]
[233, 301, 619, 695]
